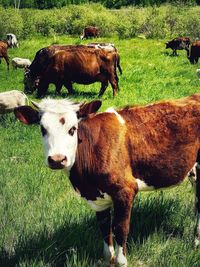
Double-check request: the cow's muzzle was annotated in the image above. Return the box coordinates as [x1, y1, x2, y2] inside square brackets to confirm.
[48, 154, 67, 170]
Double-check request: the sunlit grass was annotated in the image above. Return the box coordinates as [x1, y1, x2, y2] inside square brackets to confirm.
[0, 36, 200, 266]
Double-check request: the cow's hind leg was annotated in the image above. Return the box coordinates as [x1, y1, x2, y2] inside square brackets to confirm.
[4, 55, 9, 70]
[64, 81, 75, 95]
[96, 209, 115, 266]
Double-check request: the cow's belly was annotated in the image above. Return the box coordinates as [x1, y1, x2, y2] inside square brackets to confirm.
[85, 192, 113, 212]
[136, 178, 182, 192]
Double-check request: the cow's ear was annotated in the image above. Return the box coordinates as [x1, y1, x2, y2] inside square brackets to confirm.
[77, 100, 102, 118]
[14, 106, 39, 125]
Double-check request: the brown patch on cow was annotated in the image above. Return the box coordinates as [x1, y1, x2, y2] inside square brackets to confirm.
[59, 117, 65, 125]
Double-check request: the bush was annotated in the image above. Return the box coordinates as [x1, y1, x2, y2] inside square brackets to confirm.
[0, 4, 200, 40]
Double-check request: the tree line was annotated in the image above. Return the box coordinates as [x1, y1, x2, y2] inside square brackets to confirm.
[0, 0, 199, 9]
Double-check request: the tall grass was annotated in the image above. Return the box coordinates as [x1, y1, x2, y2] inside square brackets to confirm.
[0, 35, 200, 266]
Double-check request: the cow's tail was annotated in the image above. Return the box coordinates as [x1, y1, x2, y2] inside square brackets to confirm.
[113, 53, 120, 92]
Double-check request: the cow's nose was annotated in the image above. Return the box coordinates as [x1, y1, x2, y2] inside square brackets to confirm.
[48, 154, 67, 169]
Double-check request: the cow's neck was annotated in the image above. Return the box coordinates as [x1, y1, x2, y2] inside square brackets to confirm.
[69, 117, 103, 199]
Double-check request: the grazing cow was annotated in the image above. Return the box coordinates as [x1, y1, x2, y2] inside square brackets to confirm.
[12, 57, 31, 69]
[24, 46, 118, 98]
[6, 33, 19, 48]
[0, 40, 9, 70]
[80, 26, 99, 40]
[0, 90, 28, 114]
[188, 41, 200, 64]
[87, 42, 122, 75]
[14, 93, 200, 266]
[166, 37, 190, 56]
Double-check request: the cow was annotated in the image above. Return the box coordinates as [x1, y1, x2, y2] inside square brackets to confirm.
[165, 37, 190, 56]
[188, 41, 200, 64]
[80, 26, 99, 40]
[14, 93, 200, 266]
[24, 45, 119, 98]
[6, 33, 19, 48]
[87, 42, 122, 75]
[12, 57, 31, 69]
[0, 40, 9, 70]
[0, 90, 28, 114]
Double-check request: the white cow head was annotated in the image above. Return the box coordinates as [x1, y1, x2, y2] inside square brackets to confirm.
[14, 98, 101, 171]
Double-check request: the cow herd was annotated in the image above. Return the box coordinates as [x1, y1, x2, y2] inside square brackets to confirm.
[166, 37, 200, 64]
[1, 30, 200, 267]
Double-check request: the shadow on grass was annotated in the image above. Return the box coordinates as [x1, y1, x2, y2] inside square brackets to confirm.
[129, 193, 185, 243]
[0, 194, 186, 266]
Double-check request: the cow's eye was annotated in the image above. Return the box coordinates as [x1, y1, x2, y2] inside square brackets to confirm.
[41, 126, 47, 136]
[68, 126, 76, 136]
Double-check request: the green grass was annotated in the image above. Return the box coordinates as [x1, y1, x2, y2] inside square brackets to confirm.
[0, 36, 200, 266]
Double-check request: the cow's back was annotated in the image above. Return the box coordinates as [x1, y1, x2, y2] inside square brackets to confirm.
[119, 94, 200, 188]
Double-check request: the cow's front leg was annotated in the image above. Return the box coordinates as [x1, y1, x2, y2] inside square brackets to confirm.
[113, 189, 135, 267]
[96, 209, 115, 267]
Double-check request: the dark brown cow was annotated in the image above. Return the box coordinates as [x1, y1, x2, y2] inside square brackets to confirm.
[80, 26, 99, 40]
[0, 41, 9, 70]
[166, 37, 190, 56]
[25, 46, 118, 98]
[188, 41, 200, 64]
[14, 93, 200, 266]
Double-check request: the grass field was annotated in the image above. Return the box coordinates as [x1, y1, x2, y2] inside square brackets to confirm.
[1, 36, 200, 267]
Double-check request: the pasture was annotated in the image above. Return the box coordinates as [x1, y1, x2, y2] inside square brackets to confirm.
[1, 36, 200, 266]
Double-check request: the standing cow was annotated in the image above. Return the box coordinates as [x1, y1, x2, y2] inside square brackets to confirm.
[188, 41, 200, 64]
[24, 45, 119, 98]
[0, 40, 9, 70]
[166, 37, 190, 56]
[14, 93, 200, 266]
[6, 33, 19, 48]
[80, 26, 99, 40]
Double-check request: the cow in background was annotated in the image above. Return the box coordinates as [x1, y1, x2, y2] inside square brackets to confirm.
[14, 93, 200, 266]
[80, 26, 99, 40]
[0, 90, 28, 114]
[188, 41, 200, 64]
[24, 45, 119, 98]
[12, 57, 31, 69]
[87, 42, 122, 75]
[166, 37, 190, 56]
[6, 33, 19, 48]
[0, 40, 9, 70]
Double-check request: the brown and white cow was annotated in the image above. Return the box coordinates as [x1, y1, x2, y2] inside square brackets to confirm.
[0, 40, 9, 70]
[14, 94, 200, 266]
[80, 26, 99, 40]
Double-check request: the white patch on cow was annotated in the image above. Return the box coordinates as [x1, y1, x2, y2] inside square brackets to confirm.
[103, 242, 115, 264]
[195, 213, 200, 248]
[106, 107, 125, 125]
[188, 163, 198, 187]
[38, 99, 80, 171]
[115, 245, 127, 267]
[136, 179, 155, 191]
[85, 192, 112, 212]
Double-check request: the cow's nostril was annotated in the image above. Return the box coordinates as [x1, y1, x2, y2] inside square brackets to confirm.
[48, 155, 67, 169]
